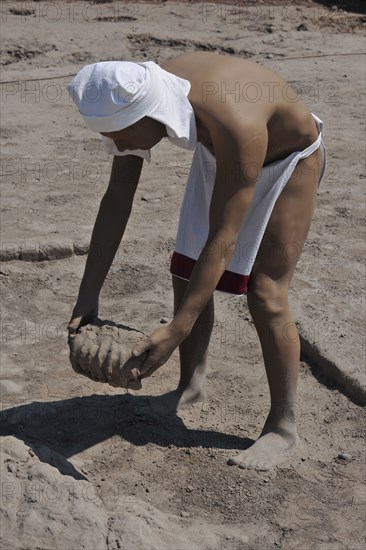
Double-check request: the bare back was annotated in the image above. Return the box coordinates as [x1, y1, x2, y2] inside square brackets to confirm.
[162, 52, 318, 166]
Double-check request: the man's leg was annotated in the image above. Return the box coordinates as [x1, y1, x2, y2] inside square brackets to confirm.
[172, 275, 214, 408]
[229, 144, 323, 470]
[140, 275, 214, 414]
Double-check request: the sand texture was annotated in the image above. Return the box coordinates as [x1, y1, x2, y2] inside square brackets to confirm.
[1, 2, 365, 549]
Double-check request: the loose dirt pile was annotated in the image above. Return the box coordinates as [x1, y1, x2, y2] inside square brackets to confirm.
[68, 319, 146, 390]
[1, 1, 365, 549]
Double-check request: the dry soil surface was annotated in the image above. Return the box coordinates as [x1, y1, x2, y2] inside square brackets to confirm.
[1, 2, 365, 549]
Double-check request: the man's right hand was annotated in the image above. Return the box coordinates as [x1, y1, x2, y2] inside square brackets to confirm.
[67, 296, 99, 335]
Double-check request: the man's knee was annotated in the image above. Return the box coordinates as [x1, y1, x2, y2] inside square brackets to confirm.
[247, 272, 288, 317]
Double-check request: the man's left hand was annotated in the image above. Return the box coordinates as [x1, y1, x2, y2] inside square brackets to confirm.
[131, 324, 185, 379]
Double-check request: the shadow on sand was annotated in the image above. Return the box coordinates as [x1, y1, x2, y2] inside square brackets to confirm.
[1, 394, 253, 463]
[313, 0, 365, 15]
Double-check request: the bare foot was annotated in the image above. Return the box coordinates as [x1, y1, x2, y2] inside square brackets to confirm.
[228, 425, 299, 471]
[134, 386, 206, 416]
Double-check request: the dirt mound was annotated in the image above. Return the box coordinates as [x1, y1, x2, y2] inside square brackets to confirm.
[1, 436, 239, 550]
[68, 318, 147, 389]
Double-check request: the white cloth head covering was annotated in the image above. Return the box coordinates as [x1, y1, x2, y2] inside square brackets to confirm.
[67, 60, 197, 163]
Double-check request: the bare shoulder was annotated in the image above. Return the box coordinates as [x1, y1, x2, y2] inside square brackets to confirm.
[162, 53, 274, 135]
[161, 53, 316, 162]
[110, 153, 143, 175]
[161, 52, 275, 81]
[105, 155, 143, 201]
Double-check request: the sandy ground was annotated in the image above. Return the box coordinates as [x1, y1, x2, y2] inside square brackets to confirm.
[1, 1, 365, 549]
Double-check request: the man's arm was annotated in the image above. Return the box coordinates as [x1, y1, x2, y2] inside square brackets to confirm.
[170, 122, 268, 338]
[68, 154, 143, 331]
